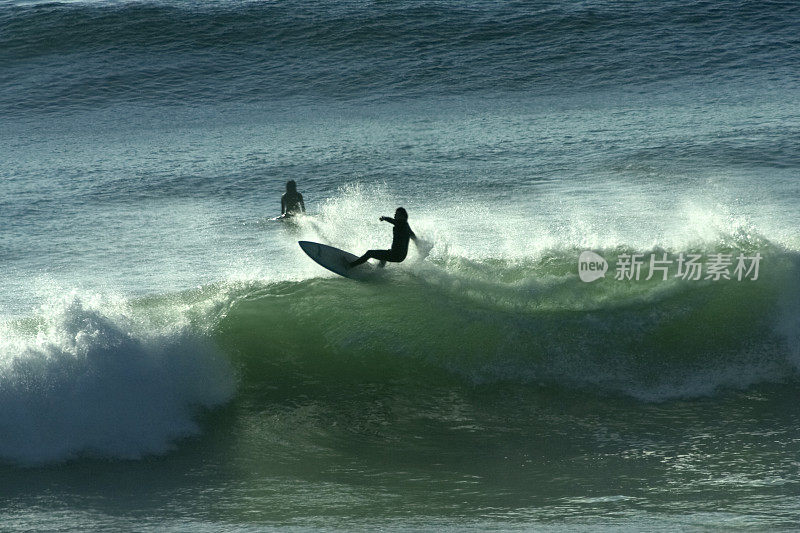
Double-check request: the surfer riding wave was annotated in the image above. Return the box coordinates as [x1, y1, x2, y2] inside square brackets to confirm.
[349, 207, 418, 268]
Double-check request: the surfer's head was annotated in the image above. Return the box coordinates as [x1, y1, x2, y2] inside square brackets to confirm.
[395, 207, 408, 221]
[286, 180, 297, 193]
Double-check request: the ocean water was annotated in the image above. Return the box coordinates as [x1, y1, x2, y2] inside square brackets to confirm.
[2, 0, 800, 530]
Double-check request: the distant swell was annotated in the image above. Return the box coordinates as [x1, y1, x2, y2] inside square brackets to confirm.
[1, 0, 797, 114]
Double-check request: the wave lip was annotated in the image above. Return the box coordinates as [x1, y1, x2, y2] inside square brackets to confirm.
[0, 292, 235, 465]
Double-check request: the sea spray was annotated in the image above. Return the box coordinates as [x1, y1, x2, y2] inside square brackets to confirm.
[0, 291, 235, 465]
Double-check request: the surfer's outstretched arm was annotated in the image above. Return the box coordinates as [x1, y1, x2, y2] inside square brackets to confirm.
[379, 216, 396, 225]
[299, 194, 305, 213]
[281, 196, 286, 215]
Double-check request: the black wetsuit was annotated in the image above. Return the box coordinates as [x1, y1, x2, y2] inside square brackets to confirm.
[351, 217, 416, 267]
[281, 191, 305, 216]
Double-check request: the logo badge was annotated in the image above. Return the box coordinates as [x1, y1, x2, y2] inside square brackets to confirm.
[579, 251, 608, 283]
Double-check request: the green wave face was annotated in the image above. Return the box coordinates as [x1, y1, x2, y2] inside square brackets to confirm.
[217, 242, 799, 402]
[1, 239, 797, 466]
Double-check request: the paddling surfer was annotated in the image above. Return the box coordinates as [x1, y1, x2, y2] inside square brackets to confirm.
[281, 180, 305, 217]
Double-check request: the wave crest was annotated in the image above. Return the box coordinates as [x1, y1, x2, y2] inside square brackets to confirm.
[0, 291, 235, 465]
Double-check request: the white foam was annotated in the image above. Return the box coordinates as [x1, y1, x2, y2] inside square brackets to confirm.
[0, 291, 236, 465]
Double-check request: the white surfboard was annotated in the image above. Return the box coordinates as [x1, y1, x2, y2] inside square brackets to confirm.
[298, 241, 373, 279]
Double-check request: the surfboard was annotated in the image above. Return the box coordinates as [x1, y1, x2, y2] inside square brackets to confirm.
[298, 241, 372, 279]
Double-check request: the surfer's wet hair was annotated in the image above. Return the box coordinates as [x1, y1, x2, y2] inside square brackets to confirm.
[395, 207, 408, 220]
[286, 180, 297, 192]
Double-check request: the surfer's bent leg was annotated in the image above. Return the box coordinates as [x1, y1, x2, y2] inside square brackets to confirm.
[350, 249, 392, 268]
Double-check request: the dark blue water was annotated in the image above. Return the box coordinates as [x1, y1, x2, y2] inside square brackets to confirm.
[2, 0, 798, 113]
